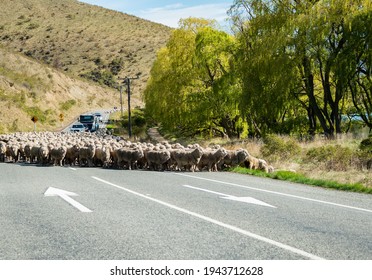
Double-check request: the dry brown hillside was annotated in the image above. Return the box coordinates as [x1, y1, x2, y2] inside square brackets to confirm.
[0, 0, 171, 132]
[0, 47, 131, 133]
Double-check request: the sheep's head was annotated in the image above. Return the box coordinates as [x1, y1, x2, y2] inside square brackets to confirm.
[237, 149, 250, 163]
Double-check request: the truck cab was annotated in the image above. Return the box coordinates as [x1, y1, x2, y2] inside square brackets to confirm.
[79, 114, 99, 132]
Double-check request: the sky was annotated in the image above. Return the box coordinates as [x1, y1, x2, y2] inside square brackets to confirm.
[78, 0, 234, 28]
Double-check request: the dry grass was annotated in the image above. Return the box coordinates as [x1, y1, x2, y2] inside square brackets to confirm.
[197, 134, 372, 188]
[0, 0, 171, 98]
[0, 47, 143, 132]
[0, 0, 171, 132]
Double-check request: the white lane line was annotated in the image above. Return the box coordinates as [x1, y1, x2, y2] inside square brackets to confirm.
[68, 167, 77, 171]
[174, 173, 372, 214]
[92, 176, 324, 260]
[183, 184, 276, 208]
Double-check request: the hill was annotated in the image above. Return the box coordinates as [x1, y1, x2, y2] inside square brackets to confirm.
[0, 0, 172, 132]
[0, 47, 121, 132]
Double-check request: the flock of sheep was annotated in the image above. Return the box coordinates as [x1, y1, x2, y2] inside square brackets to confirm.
[0, 131, 274, 173]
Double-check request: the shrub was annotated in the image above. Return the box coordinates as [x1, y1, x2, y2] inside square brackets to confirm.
[305, 145, 358, 171]
[121, 109, 147, 136]
[25, 106, 46, 123]
[261, 134, 301, 162]
[59, 99, 76, 111]
[360, 136, 372, 152]
[27, 23, 39, 30]
[80, 69, 116, 87]
[108, 57, 123, 75]
[358, 137, 372, 169]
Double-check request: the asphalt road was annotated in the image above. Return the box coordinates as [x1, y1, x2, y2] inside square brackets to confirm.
[0, 162, 371, 260]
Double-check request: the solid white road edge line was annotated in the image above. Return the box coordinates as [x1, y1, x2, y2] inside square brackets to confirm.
[175, 173, 372, 214]
[91, 176, 324, 260]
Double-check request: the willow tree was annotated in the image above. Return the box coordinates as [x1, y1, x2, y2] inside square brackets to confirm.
[343, 7, 372, 128]
[229, 0, 372, 137]
[298, 0, 372, 136]
[229, 0, 308, 137]
[144, 18, 243, 138]
[144, 27, 196, 130]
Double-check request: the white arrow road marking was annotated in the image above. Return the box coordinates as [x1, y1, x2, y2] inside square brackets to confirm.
[183, 184, 276, 208]
[44, 187, 92, 213]
[175, 173, 372, 214]
[92, 176, 323, 259]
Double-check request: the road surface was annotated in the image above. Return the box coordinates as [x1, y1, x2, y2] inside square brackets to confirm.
[0, 163, 371, 260]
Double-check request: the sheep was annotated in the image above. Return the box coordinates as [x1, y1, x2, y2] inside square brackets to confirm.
[244, 154, 273, 173]
[244, 154, 260, 170]
[173, 146, 204, 172]
[38, 144, 50, 165]
[5, 143, 20, 163]
[79, 143, 96, 167]
[23, 142, 33, 163]
[64, 144, 80, 166]
[94, 145, 111, 168]
[30, 145, 40, 164]
[146, 149, 171, 171]
[115, 146, 144, 170]
[218, 148, 250, 170]
[50, 145, 67, 167]
[198, 147, 228, 172]
[258, 158, 274, 173]
[0, 141, 6, 162]
[0, 130, 273, 174]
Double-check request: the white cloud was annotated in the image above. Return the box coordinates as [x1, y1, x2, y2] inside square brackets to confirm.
[138, 3, 231, 28]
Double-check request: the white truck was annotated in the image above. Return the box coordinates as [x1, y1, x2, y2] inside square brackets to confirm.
[78, 114, 99, 132]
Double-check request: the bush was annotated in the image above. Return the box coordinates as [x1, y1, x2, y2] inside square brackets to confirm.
[121, 109, 147, 136]
[59, 99, 76, 111]
[80, 69, 116, 87]
[358, 137, 372, 169]
[305, 145, 358, 171]
[261, 134, 301, 162]
[360, 136, 372, 152]
[108, 58, 123, 75]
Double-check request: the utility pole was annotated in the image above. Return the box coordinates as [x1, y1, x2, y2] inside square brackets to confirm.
[119, 85, 124, 117]
[123, 73, 140, 138]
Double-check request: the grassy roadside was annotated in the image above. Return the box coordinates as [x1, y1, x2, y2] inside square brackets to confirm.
[104, 119, 372, 194]
[231, 167, 372, 194]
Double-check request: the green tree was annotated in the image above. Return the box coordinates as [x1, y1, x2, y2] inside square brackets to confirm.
[229, 0, 306, 136]
[229, 0, 372, 137]
[344, 9, 372, 128]
[144, 18, 243, 138]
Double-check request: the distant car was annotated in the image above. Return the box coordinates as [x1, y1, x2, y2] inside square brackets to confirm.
[70, 123, 87, 132]
[94, 112, 103, 122]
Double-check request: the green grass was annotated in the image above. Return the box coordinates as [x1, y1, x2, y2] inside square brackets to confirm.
[231, 167, 372, 194]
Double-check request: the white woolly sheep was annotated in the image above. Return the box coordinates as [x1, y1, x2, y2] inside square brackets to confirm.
[172, 146, 204, 172]
[6, 143, 20, 163]
[218, 148, 250, 170]
[38, 145, 50, 165]
[198, 147, 228, 172]
[79, 144, 96, 167]
[115, 147, 144, 170]
[0, 141, 6, 162]
[146, 149, 171, 171]
[50, 146, 67, 167]
[94, 145, 111, 168]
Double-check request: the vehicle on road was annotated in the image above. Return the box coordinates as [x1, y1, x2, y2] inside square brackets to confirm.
[70, 123, 87, 132]
[78, 114, 99, 132]
[94, 112, 103, 122]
